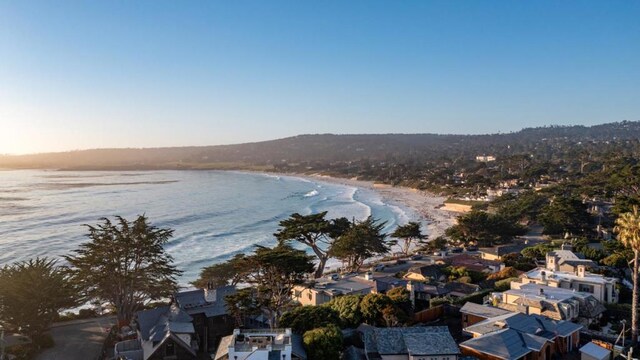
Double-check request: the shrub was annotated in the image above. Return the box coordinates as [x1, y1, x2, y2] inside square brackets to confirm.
[303, 325, 343, 360]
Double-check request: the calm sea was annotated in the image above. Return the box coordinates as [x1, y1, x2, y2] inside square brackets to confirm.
[0, 170, 420, 284]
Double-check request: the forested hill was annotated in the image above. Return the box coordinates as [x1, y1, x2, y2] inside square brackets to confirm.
[2, 121, 640, 171]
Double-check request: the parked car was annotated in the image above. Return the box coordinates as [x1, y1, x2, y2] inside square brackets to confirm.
[450, 247, 463, 253]
[395, 259, 407, 265]
[465, 245, 478, 251]
[410, 254, 423, 260]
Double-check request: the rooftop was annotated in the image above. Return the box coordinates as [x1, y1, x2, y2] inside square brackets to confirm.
[312, 274, 375, 296]
[464, 312, 582, 338]
[460, 302, 512, 319]
[460, 328, 547, 360]
[363, 326, 459, 356]
[174, 285, 236, 317]
[524, 268, 617, 285]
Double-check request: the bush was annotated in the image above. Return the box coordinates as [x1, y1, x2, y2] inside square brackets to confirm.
[279, 306, 340, 334]
[494, 277, 518, 292]
[303, 325, 343, 360]
[35, 333, 55, 349]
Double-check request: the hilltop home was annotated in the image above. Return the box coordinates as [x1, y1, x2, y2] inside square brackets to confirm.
[114, 305, 198, 360]
[492, 283, 605, 323]
[363, 326, 460, 360]
[460, 312, 582, 360]
[515, 265, 618, 304]
[214, 328, 306, 360]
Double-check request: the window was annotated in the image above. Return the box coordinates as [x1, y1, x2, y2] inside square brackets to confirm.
[307, 292, 313, 300]
[578, 284, 594, 293]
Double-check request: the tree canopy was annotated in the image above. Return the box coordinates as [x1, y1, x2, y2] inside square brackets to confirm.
[391, 222, 426, 255]
[0, 258, 77, 338]
[330, 217, 389, 272]
[65, 215, 181, 325]
[274, 212, 350, 278]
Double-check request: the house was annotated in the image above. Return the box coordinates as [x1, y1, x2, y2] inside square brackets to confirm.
[362, 326, 460, 360]
[174, 286, 236, 353]
[515, 265, 618, 304]
[443, 282, 481, 298]
[407, 282, 450, 303]
[460, 312, 582, 360]
[492, 283, 605, 323]
[444, 254, 503, 274]
[546, 245, 596, 273]
[213, 328, 306, 360]
[479, 244, 529, 261]
[114, 305, 198, 360]
[460, 302, 512, 328]
[403, 265, 446, 283]
[292, 273, 375, 306]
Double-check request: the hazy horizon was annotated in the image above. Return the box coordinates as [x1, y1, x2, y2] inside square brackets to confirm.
[2, 1, 639, 154]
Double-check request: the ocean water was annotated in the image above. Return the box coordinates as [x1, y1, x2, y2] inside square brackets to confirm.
[0, 170, 421, 284]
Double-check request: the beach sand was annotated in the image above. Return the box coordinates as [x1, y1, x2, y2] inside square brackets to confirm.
[290, 173, 458, 242]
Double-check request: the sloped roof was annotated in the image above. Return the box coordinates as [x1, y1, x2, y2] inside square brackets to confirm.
[363, 326, 459, 356]
[460, 328, 547, 360]
[579, 342, 611, 360]
[479, 244, 528, 256]
[135, 305, 196, 360]
[460, 302, 512, 319]
[464, 312, 582, 338]
[444, 281, 480, 295]
[174, 285, 236, 317]
[406, 265, 446, 281]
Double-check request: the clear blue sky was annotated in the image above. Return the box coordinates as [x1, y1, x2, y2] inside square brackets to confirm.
[1, 1, 638, 154]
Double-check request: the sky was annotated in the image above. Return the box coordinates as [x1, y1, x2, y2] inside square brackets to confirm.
[0, 1, 639, 154]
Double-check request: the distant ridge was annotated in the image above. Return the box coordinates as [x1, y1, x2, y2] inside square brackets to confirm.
[1, 121, 639, 170]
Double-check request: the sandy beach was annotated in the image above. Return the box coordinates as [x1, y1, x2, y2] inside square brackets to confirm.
[288, 173, 458, 242]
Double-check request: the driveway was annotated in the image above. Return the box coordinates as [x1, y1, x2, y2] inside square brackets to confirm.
[36, 316, 115, 360]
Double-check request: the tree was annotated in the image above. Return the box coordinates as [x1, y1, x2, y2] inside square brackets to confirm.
[65, 215, 181, 326]
[303, 325, 343, 360]
[539, 196, 591, 236]
[327, 295, 363, 328]
[237, 244, 314, 328]
[614, 206, 640, 347]
[446, 210, 526, 247]
[360, 293, 392, 326]
[225, 288, 260, 328]
[279, 306, 340, 334]
[0, 258, 77, 338]
[275, 212, 350, 278]
[391, 222, 426, 255]
[191, 254, 246, 289]
[330, 217, 389, 272]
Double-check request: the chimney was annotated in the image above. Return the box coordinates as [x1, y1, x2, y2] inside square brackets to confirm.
[577, 265, 585, 278]
[540, 271, 546, 283]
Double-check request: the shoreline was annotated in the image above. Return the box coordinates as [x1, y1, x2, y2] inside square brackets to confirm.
[277, 172, 458, 243]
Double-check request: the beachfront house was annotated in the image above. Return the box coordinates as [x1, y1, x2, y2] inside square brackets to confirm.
[478, 244, 529, 261]
[173, 286, 237, 353]
[292, 273, 375, 306]
[114, 305, 198, 360]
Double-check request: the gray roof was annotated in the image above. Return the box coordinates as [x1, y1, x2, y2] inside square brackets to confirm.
[363, 326, 459, 356]
[460, 328, 548, 360]
[464, 312, 582, 338]
[135, 305, 196, 360]
[460, 302, 512, 319]
[407, 265, 446, 281]
[579, 342, 611, 360]
[174, 285, 236, 317]
[444, 282, 481, 295]
[479, 244, 528, 256]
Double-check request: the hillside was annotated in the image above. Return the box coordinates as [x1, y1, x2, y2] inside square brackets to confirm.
[1, 121, 640, 179]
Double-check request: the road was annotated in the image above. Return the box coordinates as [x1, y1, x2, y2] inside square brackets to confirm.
[36, 316, 115, 360]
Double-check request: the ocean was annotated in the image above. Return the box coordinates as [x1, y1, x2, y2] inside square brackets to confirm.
[0, 170, 421, 284]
